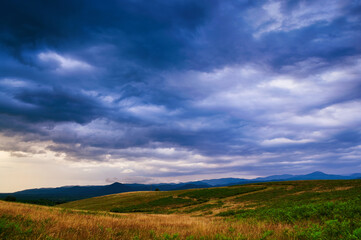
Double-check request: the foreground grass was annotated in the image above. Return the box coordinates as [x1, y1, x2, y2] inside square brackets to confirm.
[0, 200, 293, 240]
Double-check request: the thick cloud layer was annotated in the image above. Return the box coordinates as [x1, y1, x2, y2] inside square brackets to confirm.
[0, 0, 360, 185]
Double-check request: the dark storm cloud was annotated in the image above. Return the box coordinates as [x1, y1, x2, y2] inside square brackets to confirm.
[0, 0, 361, 178]
[0, 0, 218, 69]
[0, 86, 104, 124]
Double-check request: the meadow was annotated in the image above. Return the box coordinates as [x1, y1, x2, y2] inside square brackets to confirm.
[1, 180, 361, 239]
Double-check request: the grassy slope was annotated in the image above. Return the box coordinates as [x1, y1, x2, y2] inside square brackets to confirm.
[60, 180, 360, 216]
[2, 180, 361, 239]
[60, 185, 266, 213]
[0, 200, 295, 240]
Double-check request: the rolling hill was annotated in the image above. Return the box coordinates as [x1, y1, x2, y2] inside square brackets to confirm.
[1, 171, 360, 205]
[59, 179, 361, 216]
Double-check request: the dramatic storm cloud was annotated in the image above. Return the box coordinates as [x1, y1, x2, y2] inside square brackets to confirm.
[0, 0, 360, 191]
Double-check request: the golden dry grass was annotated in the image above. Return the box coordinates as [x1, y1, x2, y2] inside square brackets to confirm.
[0, 200, 294, 240]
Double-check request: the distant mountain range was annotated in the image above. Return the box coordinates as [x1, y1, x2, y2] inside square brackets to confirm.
[1, 171, 360, 205]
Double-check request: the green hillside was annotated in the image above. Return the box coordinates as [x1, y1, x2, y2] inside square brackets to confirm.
[59, 180, 361, 239]
[60, 180, 361, 217]
[59, 184, 265, 212]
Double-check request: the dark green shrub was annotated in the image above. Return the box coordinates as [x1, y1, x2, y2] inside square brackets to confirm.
[4, 196, 16, 202]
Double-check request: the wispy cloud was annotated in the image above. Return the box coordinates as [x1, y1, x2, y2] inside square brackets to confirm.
[38, 51, 93, 72]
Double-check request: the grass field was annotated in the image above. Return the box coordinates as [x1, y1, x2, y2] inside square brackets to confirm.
[1, 180, 361, 239]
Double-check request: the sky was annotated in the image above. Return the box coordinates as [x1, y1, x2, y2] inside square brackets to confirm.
[0, 0, 361, 192]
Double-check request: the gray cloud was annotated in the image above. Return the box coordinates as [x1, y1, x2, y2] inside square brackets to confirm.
[0, 0, 360, 181]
